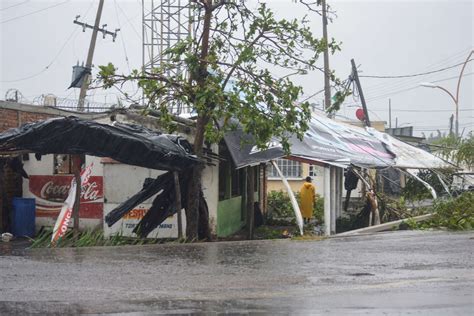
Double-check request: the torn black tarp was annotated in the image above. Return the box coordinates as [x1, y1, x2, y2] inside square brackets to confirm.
[106, 171, 209, 239]
[105, 172, 175, 227]
[0, 116, 199, 172]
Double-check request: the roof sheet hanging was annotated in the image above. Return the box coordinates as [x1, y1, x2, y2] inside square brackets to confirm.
[224, 112, 450, 170]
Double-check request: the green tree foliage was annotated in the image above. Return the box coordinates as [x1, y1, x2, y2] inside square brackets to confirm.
[267, 190, 324, 223]
[431, 133, 474, 169]
[100, 1, 340, 152]
[98, 0, 341, 239]
[402, 169, 455, 201]
[408, 192, 474, 230]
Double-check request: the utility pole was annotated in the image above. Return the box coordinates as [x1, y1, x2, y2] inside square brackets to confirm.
[71, 0, 117, 236]
[388, 98, 392, 129]
[321, 0, 331, 112]
[75, 0, 119, 111]
[351, 58, 371, 127]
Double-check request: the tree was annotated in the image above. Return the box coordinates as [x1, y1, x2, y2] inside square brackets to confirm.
[431, 133, 474, 170]
[98, 0, 341, 240]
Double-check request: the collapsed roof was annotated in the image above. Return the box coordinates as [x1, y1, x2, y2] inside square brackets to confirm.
[0, 116, 199, 172]
[224, 112, 451, 170]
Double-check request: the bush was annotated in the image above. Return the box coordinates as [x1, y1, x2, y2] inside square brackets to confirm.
[408, 192, 474, 230]
[402, 169, 455, 201]
[267, 190, 323, 223]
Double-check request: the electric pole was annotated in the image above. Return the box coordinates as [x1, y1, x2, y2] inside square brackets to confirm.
[71, 0, 118, 236]
[388, 98, 392, 129]
[75, 0, 119, 111]
[351, 58, 371, 127]
[321, 0, 331, 112]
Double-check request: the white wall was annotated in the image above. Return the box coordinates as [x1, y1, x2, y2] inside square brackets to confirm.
[102, 162, 186, 238]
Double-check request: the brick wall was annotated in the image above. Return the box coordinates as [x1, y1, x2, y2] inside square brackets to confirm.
[0, 109, 20, 132]
[0, 108, 55, 232]
[0, 108, 54, 132]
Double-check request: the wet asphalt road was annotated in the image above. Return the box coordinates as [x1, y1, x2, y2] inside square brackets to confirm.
[0, 230, 473, 315]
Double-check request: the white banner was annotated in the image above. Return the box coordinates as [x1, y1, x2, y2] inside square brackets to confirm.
[51, 163, 93, 244]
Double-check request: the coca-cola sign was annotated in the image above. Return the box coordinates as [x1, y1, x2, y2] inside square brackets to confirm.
[29, 175, 103, 218]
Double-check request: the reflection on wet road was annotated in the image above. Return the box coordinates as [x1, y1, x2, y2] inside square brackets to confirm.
[0, 231, 473, 315]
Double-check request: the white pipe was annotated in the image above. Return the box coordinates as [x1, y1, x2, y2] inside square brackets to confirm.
[435, 171, 452, 197]
[271, 160, 304, 235]
[324, 166, 331, 236]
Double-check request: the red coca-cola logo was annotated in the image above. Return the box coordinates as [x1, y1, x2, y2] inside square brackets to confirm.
[40, 181, 70, 200]
[30, 175, 103, 202]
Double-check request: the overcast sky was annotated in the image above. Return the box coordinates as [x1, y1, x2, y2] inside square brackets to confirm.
[1, 0, 472, 137]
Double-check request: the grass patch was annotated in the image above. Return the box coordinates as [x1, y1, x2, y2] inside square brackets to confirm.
[29, 229, 170, 248]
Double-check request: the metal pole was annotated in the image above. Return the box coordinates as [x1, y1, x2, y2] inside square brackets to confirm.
[388, 98, 392, 129]
[454, 50, 473, 137]
[78, 0, 105, 111]
[322, 0, 331, 111]
[351, 59, 371, 127]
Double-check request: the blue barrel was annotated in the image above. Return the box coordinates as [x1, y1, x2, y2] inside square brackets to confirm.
[11, 198, 36, 238]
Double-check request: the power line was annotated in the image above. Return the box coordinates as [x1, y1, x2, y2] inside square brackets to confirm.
[343, 71, 474, 106]
[114, 0, 142, 40]
[370, 108, 472, 113]
[361, 48, 474, 96]
[0, 0, 30, 11]
[0, 0, 70, 24]
[113, 0, 132, 72]
[360, 58, 473, 79]
[0, 27, 79, 83]
[0, 1, 95, 83]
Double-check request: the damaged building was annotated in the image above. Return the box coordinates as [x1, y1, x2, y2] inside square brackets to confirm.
[0, 100, 265, 239]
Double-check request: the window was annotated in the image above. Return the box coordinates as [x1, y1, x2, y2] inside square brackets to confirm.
[309, 165, 317, 177]
[54, 154, 73, 174]
[268, 159, 302, 179]
[53, 154, 83, 174]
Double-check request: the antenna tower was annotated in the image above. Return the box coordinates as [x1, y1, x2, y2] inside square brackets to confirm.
[142, 0, 192, 114]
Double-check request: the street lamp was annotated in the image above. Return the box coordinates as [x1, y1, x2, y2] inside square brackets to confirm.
[419, 50, 473, 138]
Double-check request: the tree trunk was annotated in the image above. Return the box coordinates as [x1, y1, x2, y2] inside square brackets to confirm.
[185, 115, 208, 240]
[185, 4, 213, 241]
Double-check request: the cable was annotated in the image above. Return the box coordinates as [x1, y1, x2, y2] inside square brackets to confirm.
[370, 108, 472, 113]
[0, 0, 30, 11]
[114, 0, 142, 40]
[0, 0, 70, 24]
[1, 1, 94, 83]
[361, 47, 474, 94]
[356, 49, 474, 103]
[343, 71, 474, 106]
[299, 88, 325, 103]
[360, 58, 473, 79]
[113, 0, 131, 73]
[0, 27, 79, 83]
